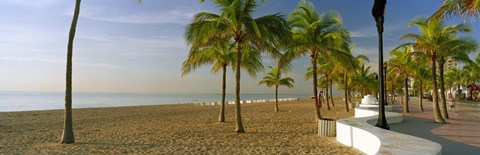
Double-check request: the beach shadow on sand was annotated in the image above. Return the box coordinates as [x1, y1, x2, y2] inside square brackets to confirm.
[389, 116, 480, 155]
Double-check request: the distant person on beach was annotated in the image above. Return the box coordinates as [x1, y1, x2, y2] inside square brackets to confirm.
[449, 102, 456, 113]
[318, 91, 323, 108]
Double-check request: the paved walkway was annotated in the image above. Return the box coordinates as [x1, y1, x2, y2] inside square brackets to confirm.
[388, 97, 480, 155]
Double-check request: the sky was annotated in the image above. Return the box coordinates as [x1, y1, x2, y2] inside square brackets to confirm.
[0, 0, 479, 94]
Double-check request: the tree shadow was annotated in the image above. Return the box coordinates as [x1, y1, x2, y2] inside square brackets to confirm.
[389, 116, 480, 154]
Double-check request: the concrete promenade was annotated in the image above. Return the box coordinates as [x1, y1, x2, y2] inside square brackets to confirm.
[388, 97, 480, 155]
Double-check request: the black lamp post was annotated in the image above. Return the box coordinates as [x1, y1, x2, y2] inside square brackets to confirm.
[384, 62, 388, 106]
[373, 0, 389, 130]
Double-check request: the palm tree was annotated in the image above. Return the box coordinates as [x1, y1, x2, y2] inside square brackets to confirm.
[182, 40, 263, 122]
[464, 63, 480, 84]
[413, 66, 430, 111]
[317, 77, 329, 109]
[351, 64, 377, 97]
[431, 0, 480, 20]
[188, 0, 290, 133]
[436, 35, 478, 119]
[331, 49, 367, 112]
[344, 54, 368, 112]
[402, 17, 444, 123]
[388, 45, 416, 113]
[347, 58, 367, 105]
[385, 71, 396, 104]
[305, 57, 332, 110]
[182, 40, 235, 123]
[61, 0, 81, 144]
[401, 17, 471, 123]
[445, 68, 465, 100]
[258, 66, 295, 112]
[289, 0, 350, 120]
[61, 0, 142, 144]
[328, 70, 338, 107]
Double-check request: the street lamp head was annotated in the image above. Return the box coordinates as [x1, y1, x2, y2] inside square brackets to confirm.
[372, 0, 386, 20]
[383, 62, 387, 69]
[372, 0, 386, 33]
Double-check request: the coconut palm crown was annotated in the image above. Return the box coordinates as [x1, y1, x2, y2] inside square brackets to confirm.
[431, 0, 480, 20]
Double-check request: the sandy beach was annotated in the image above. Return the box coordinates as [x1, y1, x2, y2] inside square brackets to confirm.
[0, 97, 363, 154]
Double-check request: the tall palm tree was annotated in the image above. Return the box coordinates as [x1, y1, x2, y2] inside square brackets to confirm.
[61, 0, 81, 144]
[402, 17, 445, 122]
[401, 17, 471, 123]
[188, 0, 290, 133]
[61, 0, 142, 144]
[182, 40, 235, 123]
[431, 0, 480, 20]
[289, 0, 350, 120]
[258, 66, 295, 112]
[437, 35, 477, 118]
[388, 45, 416, 113]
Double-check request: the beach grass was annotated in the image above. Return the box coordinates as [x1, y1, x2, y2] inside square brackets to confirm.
[0, 97, 363, 154]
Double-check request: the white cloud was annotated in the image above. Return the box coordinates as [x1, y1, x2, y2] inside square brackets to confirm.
[0, 56, 62, 64]
[350, 21, 408, 38]
[77, 6, 198, 25]
[0, 0, 62, 8]
[0, 55, 153, 73]
[351, 47, 377, 59]
[350, 27, 377, 38]
[77, 34, 117, 42]
[75, 34, 187, 60]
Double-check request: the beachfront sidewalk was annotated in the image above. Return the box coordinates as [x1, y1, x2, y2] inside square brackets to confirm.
[388, 97, 480, 154]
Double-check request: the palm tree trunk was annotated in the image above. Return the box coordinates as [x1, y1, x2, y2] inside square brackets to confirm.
[235, 41, 245, 133]
[457, 84, 461, 101]
[431, 52, 446, 123]
[61, 0, 81, 144]
[344, 72, 349, 112]
[329, 79, 335, 106]
[311, 54, 322, 120]
[361, 87, 365, 97]
[419, 80, 424, 111]
[348, 87, 352, 104]
[392, 84, 396, 104]
[219, 64, 226, 122]
[439, 61, 449, 119]
[325, 75, 330, 110]
[400, 91, 403, 105]
[275, 85, 279, 112]
[404, 76, 409, 113]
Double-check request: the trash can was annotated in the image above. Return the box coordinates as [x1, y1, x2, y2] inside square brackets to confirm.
[318, 118, 336, 137]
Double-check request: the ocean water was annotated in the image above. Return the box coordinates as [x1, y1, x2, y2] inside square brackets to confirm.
[0, 91, 309, 112]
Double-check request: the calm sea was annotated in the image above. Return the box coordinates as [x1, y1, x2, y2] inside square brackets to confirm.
[0, 91, 309, 112]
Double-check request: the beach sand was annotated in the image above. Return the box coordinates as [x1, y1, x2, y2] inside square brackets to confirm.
[0, 97, 363, 154]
